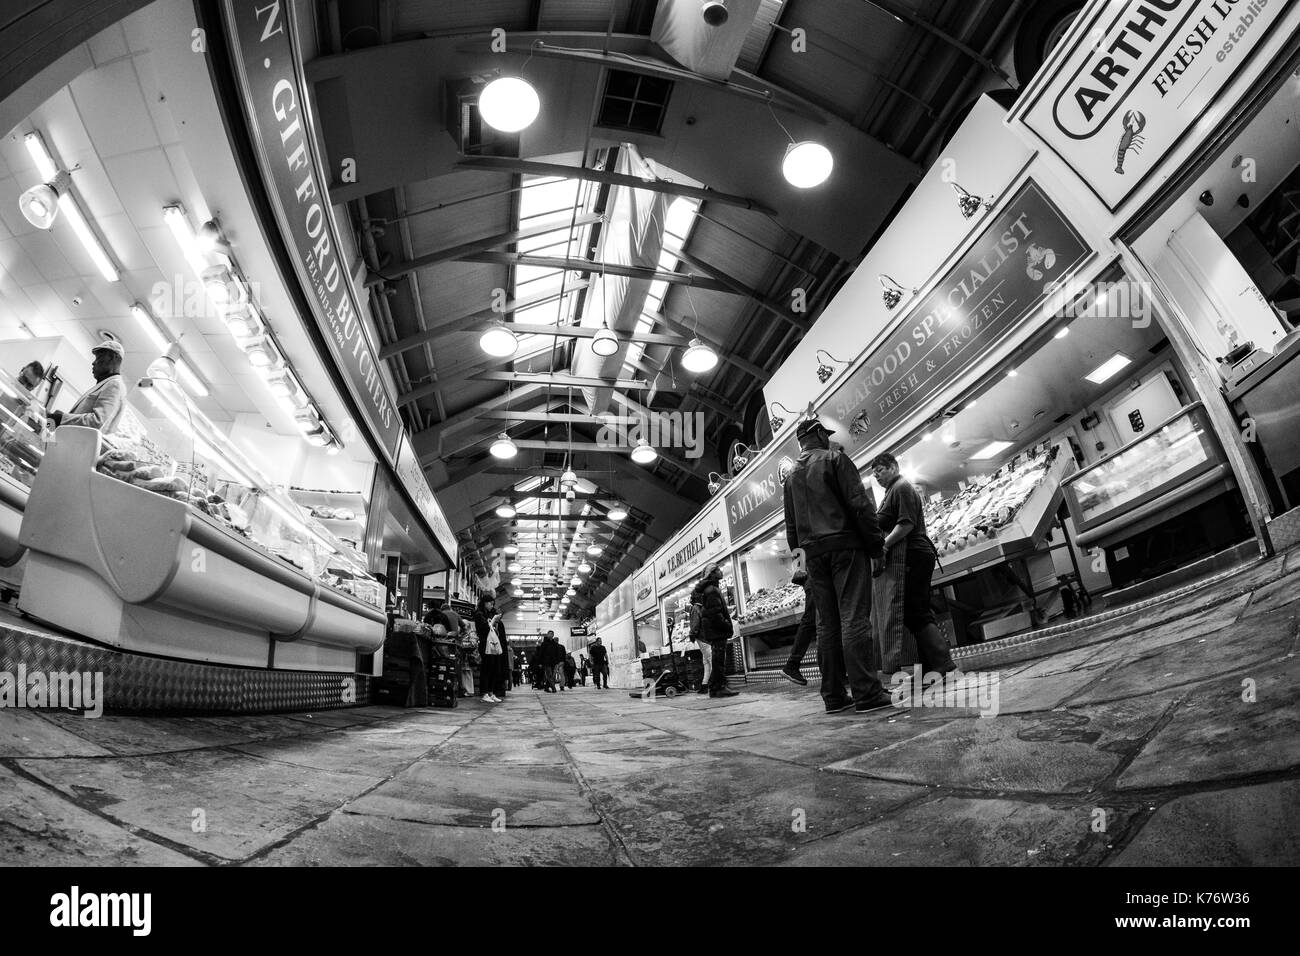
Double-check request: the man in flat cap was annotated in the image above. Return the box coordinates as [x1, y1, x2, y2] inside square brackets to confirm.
[49, 340, 127, 434]
[782, 417, 892, 714]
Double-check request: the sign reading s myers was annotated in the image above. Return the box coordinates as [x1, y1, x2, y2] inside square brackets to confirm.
[1016, 0, 1294, 211]
[657, 499, 731, 592]
[723, 431, 804, 543]
[816, 180, 1089, 457]
[632, 561, 657, 617]
[227, 0, 403, 459]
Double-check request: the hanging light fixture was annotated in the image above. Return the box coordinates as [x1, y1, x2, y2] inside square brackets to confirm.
[566, 587, 577, 596]
[490, 432, 518, 459]
[708, 471, 727, 496]
[578, 561, 592, 574]
[507, 561, 522, 573]
[479, 320, 518, 357]
[951, 182, 993, 219]
[560, 467, 579, 495]
[478, 75, 540, 133]
[631, 439, 657, 465]
[878, 275, 915, 311]
[496, 500, 517, 518]
[815, 349, 849, 384]
[504, 541, 519, 556]
[586, 543, 602, 556]
[681, 337, 718, 374]
[782, 142, 834, 188]
[768, 401, 796, 434]
[591, 321, 619, 357]
[19, 169, 70, 230]
[607, 501, 628, 521]
[571, 575, 582, 585]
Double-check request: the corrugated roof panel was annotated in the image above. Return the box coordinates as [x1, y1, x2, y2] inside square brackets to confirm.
[736, 0, 785, 73]
[415, 260, 508, 318]
[394, 0, 532, 37]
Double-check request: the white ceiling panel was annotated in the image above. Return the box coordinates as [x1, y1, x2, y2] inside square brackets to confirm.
[129, 54, 181, 146]
[69, 59, 160, 159]
[103, 149, 181, 233]
[0, 237, 45, 286]
[20, 229, 77, 283]
[87, 22, 130, 66]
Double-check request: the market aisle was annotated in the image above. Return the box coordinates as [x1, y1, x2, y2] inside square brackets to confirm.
[2, 544, 1299, 866]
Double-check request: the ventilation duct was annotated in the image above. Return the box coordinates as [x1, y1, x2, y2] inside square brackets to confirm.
[650, 0, 765, 79]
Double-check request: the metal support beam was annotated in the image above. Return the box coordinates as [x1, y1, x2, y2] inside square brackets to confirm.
[414, 383, 548, 459]
[860, 0, 1015, 87]
[670, 246, 803, 330]
[654, 312, 770, 382]
[365, 213, 603, 287]
[457, 251, 735, 293]
[379, 283, 587, 360]
[399, 342, 556, 407]
[456, 156, 778, 216]
[472, 371, 652, 390]
[497, 322, 692, 347]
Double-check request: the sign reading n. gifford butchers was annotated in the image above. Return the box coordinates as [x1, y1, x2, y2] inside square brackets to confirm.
[1014, 0, 1295, 211]
[224, 0, 403, 462]
[818, 180, 1090, 457]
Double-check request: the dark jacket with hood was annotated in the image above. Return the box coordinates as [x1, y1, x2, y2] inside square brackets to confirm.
[783, 446, 885, 559]
[690, 576, 733, 643]
[538, 636, 565, 666]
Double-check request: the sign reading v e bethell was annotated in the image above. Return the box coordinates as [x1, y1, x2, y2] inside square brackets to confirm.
[817, 180, 1090, 457]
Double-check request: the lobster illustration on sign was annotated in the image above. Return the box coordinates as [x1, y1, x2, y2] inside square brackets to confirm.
[1115, 110, 1146, 175]
[848, 411, 871, 437]
[1025, 243, 1057, 281]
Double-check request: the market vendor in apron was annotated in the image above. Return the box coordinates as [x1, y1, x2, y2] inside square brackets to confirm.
[870, 452, 956, 677]
[48, 340, 127, 434]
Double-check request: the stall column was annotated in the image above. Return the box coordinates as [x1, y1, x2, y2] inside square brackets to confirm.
[1119, 242, 1275, 555]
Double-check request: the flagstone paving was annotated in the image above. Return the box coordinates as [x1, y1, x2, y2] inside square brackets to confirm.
[2, 546, 1299, 866]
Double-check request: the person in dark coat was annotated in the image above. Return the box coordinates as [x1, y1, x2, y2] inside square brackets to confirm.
[587, 638, 610, 689]
[690, 563, 738, 699]
[537, 631, 563, 692]
[472, 594, 508, 703]
[564, 653, 578, 688]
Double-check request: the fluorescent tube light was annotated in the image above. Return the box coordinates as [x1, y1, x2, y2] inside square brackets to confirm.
[970, 440, 1014, 460]
[25, 133, 118, 282]
[162, 205, 211, 277]
[1085, 353, 1132, 384]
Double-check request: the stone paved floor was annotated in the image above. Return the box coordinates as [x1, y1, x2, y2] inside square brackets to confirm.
[2, 548, 1299, 866]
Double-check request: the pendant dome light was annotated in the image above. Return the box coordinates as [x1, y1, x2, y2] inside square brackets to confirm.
[782, 142, 834, 188]
[478, 76, 540, 133]
[480, 320, 519, 357]
[631, 439, 657, 465]
[586, 543, 603, 556]
[578, 561, 592, 574]
[490, 432, 518, 459]
[495, 500, 517, 518]
[591, 321, 619, 357]
[681, 337, 718, 373]
[607, 502, 628, 521]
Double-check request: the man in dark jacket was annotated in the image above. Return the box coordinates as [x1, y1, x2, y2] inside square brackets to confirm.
[691, 563, 739, 699]
[587, 638, 609, 689]
[783, 418, 892, 714]
[538, 632, 563, 692]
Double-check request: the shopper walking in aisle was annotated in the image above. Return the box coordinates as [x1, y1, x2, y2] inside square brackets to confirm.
[564, 652, 578, 689]
[456, 620, 478, 698]
[691, 563, 738, 698]
[870, 453, 957, 677]
[779, 569, 815, 685]
[578, 655, 589, 686]
[783, 418, 893, 714]
[690, 593, 712, 694]
[473, 595, 506, 703]
[539, 631, 563, 692]
[587, 637, 609, 689]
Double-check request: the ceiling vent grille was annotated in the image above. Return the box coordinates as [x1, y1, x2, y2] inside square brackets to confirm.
[596, 70, 673, 134]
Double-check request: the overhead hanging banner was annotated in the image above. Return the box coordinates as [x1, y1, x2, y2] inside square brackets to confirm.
[723, 430, 804, 544]
[223, 0, 403, 461]
[816, 179, 1090, 458]
[632, 561, 657, 616]
[1013, 0, 1297, 212]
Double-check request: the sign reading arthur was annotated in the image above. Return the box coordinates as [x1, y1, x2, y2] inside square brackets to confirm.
[1014, 0, 1295, 211]
[818, 180, 1090, 457]
[224, 0, 403, 461]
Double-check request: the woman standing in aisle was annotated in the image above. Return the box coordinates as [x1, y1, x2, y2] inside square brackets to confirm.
[473, 594, 507, 703]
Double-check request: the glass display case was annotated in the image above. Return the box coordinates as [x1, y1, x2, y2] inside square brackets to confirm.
[1063, 403, 1225, 534]
[735, 526, 804, 632]
[634, 609, 660, 659]
[0, 367, 50, 494]
[660, 569, 737, 653]
[17, 354, 387, 673]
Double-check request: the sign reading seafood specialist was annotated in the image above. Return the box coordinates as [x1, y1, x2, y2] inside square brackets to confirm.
[632, 561, 657, 617]
[1014, 0, 1295, 211]
[224, 0, 403, 461]
[817, 180, 1090, 457]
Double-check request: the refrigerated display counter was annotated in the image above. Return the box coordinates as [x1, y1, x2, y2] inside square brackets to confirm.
[1062, 404, 1234, 549]
[0, 369, 48, 593]
[18, 423, 385, 674]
